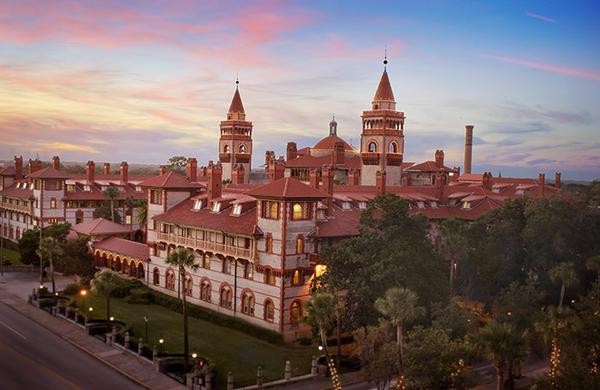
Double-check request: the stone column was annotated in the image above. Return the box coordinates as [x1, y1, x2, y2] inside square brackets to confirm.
[226, 371, 234, 390]
[284, 360, 291, 381]
[138, 339, 144, 355]
[256, 366, 263, 387]
[311, 355, 318, 376]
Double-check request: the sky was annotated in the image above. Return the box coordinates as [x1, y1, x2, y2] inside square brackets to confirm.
[0, 0, 599, 180]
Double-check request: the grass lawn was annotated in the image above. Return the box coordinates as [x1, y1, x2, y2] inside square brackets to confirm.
[1, 247, 23, 265]
[81, 293, 315, 386]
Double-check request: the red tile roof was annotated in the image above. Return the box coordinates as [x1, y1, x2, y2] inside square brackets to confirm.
[0, 183, 33, 199]
[247, 177, 330, 200]
[313, 135, 354, 151]
[28, 166, 69, 179]
[285, 154, 362, 169]
[153, 198, 260, 236]
[405, 161, 454, 172]
[0, 166, 16, 176]
[139, 171, 202, 189]
[316, 208, 361, 238]
[228, 88, 245, 114]
[93, 237, 149, 260]
[373, 69, 395, 102]
[71, 218, 132, 236]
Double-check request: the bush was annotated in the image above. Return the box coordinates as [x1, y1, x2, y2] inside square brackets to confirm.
[62, 283, 81, 296]
[112, 278, 145, 298]
[1, 258, 12, 266]
[124, 288, 153, 304]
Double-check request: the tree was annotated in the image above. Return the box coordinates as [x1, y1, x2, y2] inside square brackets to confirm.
[90, 269, 122, 324]
[549, 262, 578, 308]
[103, 186, 120, 222]
[374, 287, 424, 371]
[353, 323, 400, 390]
[36, 237, 63, 293]
[166, 247, 198, 370]
[431, 299, 478, 340]
[303, 293, 337, 351]
[586, 255, 600, 286]
[439, 218, 469, 293]
[94, 203, 122, 224]
[167, 156, 188, 174]
[469, 321, 528, 390]
[136, 199, 148, 242]
[18, 223, 70, 265]
[56, 237, 95, 278]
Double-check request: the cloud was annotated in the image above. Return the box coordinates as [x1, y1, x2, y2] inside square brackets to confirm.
[526, 11, 557, 24]
[34, 142, 100, 154]
[481, 54, 600, 82]
[486, 121, 552, 135]
[528, 158, 558, 165]
[499, 103, 593, 125]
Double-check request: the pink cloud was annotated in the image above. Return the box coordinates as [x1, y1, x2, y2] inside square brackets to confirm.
[526, 11, 557, 24]
[482, 55, 600, 82]
[314, 35, 406, 60]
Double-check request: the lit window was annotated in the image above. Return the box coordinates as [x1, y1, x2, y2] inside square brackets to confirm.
[268, 202, 278, 219]
[462, 201, 471, 209]
[296, 236, 304, 254]
[125, 215, 132, 224]
[203, 254, 211, 269]
[315, 264, 327, 278]
[292, 269, 302, 286]
[292, 203, 303, 220]
[193, 199, 203, 210]
[265, 268, 276, 285]
[265, 235, 273, 253]
[232, 204, 242, 215]
[50, 198, 57, 208]
[212, 202, 221, 213]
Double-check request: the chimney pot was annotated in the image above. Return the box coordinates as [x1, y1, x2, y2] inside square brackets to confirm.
[464, 125, 474, 174]
[207, 162, 223, 204]
[103, 163, 110, 175]
[555, 172, 561, 188]
[120, 161, 128, 184]
[186, 158, 197, 182]
[86, 160, 95, 183]
[14, 156, 23, 180]
[52, 156, 60, 170]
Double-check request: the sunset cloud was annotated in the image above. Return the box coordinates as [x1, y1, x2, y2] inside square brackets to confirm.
[482, 55, 600, 81]
[526, 11, 557, 24]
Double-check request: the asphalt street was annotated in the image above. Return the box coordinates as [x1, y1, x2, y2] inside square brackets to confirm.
[0, 302, 143, 390]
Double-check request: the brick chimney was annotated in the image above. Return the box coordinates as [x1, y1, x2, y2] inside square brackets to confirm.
[159, 165, 167, 175]
[86, 161, 95, 183]
[464, 125, 474, 174]
[268, 159, 285, 182]
[186, 158, 197, 182]
[120, 161, 128, 184]
[348, 168, 360, 185]
[376, 170, 386, 195]
[538, 173, 545, 196]
[309, 169, 321, 189]
[436, 172, 445, 198]
[286, 142, 297, 161]
[28, 159, 42, 175]
[482, 172, 492, 190]
[207, 161, 222, 204]
[450, 166, 460, 181]
[555, 172, 561, 189]
[435, 150, 444, 168]
[333, 141, 345, 166]
[52, 156, 60, 170]
[103, 163, 110, 175]
[232, 164, 245, 185]
[14, 156, 23, 180]
[322, 166, 334, 215]
[199, 166, 207, 178]
[265, 151, 275, 170]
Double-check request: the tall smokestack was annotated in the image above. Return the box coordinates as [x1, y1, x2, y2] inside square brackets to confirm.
[464, 125, 474, 174]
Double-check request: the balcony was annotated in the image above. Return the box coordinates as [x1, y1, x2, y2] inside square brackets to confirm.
[157, 232, 253, 260]
[386, 153, 403, 166]
[361, 152, 380, 166]
[1, 202, 30, 213]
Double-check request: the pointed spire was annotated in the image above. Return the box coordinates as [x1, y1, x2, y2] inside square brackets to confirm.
[373, 68, 395, 103]
[228, 77, 245, 114]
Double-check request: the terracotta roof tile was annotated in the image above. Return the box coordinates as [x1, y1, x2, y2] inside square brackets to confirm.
[285, 154, 362, 169]
[0, 183, 33, 199]
[28, 166, 69, 179]
[139, 171, 202, 189]
[0, 166, 16, 176]
[247, 177, 330, 200]
[405, 161, 454, 172]
[228, 88, 245, 114]
[313, 135, 354, 151]
[71, 218, 132, 236]
[93, 237, 149, 260]
[373, 69, 395, 102]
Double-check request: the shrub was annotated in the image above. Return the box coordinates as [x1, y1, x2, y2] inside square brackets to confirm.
[112, 278, 145, 298]
[62, 283, 81, 296]
[124, 288, 153, 304]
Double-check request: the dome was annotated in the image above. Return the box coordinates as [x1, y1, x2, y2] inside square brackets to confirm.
[313, 135, 353, 151]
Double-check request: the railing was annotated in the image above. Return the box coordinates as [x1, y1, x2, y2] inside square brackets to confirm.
[0, 202, 30, 213]
[157, 233, 253, 260]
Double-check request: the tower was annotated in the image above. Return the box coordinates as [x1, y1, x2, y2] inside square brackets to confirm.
[360, 58, 405, 186]
[219, 79, 253, 183]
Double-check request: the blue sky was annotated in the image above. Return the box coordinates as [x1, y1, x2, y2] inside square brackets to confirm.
[0, 0, 598, 179]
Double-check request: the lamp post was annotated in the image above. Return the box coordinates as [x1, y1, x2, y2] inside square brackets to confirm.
[80, 289, 87, 311]
[144, 315, 150, 343]
[38, 216, 43, 285]
[158, 336, 164, 354]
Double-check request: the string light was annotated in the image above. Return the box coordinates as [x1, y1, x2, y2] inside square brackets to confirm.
[549, 337, 561, 388]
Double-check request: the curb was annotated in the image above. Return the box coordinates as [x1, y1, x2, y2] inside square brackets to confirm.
[1, 295, 154, 389]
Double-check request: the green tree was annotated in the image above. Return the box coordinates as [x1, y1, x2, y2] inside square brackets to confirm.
[136, 199, 148, 242]
[167, 156, 188, 174]
[431, 299, 478, 340]
[36, 237, 63, 293]
[549, 262, 578, 308]
[90, 269, 122, 323]
[103, 186, 120, 222]
[165, 247, 198, 370]
[439, 218, 469, 293]
[353, 323, 400, 390]
[303, 293, 336, 351]
[56, 237, 95, 278]
[586, 255, 600, 286]
[374, 287, 424, 370]
[469, 321, 529, 390]
[94, 203, 122, 223]
[18, 223, 70, 265]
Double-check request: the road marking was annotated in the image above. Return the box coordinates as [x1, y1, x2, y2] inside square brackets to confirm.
[0, 319, 27, 340]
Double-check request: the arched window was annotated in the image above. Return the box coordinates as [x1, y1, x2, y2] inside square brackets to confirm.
[292, 203, 303, 220]
[239, 144, 247, 153]
[184, 274, 193, 296]
[203, 253, 211, 269]
[265, 234, 273, 253]
[264, 299, 275, 322]
[220, 285, 232, 308]
[264, 268, 276, 285]
[368, 142, 377, 153]
[223, 258, 234, 274]
[129, 260, 136, 277]
[166, 269, 176, 291]
[296, 236, 304, 254]
[244, 262, 253, 279]
[269, 202, 278, 219]
[292, 269, 303, 286]
[389, 142, 398, 153]
[223, 144, 230, 153]
[241, 291, 255, 316]
[290, 300, 302, 325]
[153, 268, 160, 285]
[200, 279, 211, 302]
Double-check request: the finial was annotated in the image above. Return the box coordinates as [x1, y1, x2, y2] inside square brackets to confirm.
[383, 47, 388, 67]
[235, 73, 239, 89]
[332, 114, 335, 121]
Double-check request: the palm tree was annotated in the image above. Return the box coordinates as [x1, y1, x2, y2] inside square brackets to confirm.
[166, 247, 198, 371]
[439, 218, 468, 293]
[303, 293, 337, 353]
[586, 256, 600, 286]
[470, 321, 529, 390]
[136, 199, 148, 242]
[374, 287, 424, 370]
[90, 269, 122, 325]
[103, 186, 120, 222]
[549, 262, 578, 308]
[36, 237, 63, 294]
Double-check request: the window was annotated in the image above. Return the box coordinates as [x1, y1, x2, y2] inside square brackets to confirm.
[244, 262, 253, 279]
[150, 190, 163, 205]
[241, 291, 255, 315]
[125, 214, 131, 224]
[264, 299, 275, 322]
[292, 269, 303, 286]
[232, 204, 242, 215]
[389, 142, 398, 153]
[296, 236, 304, 254]
[212, 202, 221, 213]
[264, 268, 276, 285]
[342, 202, 351, 210]
[265, 234, 273, 253]
[50, 198, 57, 208]
[193, 199, 203, 210]
[184, 275, 193, 296]
[223, 144, 230, 153]
[223, 258, 234, 274]
[200, 279, 211, 302]
[292, 203, 303, 220]
[203, 253, 211, 269]
[220, 285, 232, 308]
[239, 144, 247, 153]
[462, 201, 471, 209]
[152, 268, 160, 285]
[290, 301, 302, 325]
[262, 201, 279, 219]
[165, 269, 176, 290]
[368, 141, 377, 153]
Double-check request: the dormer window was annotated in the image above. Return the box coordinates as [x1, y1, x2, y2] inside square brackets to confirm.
[516, 189, 525, 196]
[430, 201, 438, 208]
[358, 201, 367, 210]
[232, 204, 242, 216]
[417, 201, 425, 209]
[193, 199, 203, 211]
[212, 202, 221, 213]
[29, 183, 34, 190]
[135, 185, 142, 192]
[84, 185, 91, 192]
[342, 202, 351, 210]
[462, 201, 471, 209]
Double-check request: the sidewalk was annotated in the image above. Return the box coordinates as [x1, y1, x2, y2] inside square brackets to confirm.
[0, 285, 184, 390]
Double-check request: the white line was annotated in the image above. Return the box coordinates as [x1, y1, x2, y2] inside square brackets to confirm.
[0, 319, 27, 340]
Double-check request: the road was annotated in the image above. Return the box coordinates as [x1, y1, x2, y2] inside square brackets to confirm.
[0, 302, 143, 390]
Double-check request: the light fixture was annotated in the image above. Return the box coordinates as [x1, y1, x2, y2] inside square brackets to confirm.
[110, 316, 114, 321]
[318, 345, 323, 351]
[192, 353, 197, 359]
[89, 307, 93, 312]
[159, 338, 164, 344]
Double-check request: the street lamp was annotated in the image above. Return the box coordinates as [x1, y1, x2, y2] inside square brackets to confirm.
[110, 316, 114, 321]
[159, 337, 164, 353]
[192, 353, 197, 359]
[144, 315, 150, 344]
[80, 289, 87, 311]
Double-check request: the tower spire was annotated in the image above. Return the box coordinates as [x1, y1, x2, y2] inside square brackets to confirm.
[384, 47, 388, 69]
